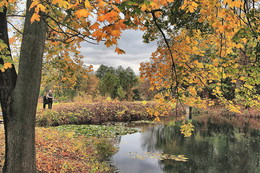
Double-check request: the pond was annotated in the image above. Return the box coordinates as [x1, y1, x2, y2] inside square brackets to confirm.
[112, 117, 260, 173]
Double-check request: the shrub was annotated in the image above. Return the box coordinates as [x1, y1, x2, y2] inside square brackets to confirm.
[36, 101, 171, 126]
[94, 139, 116, 161]
[37, 110, 60, 126]
[36, 128, 113, 172]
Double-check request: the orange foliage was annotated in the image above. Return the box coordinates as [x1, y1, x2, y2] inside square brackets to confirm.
[36, 128, 111, 173]
[0, 127, 112, 172]
[140, 0, 260, 115]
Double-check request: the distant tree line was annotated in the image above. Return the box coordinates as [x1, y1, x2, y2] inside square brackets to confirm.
[96, 65, 138, 100]
[41, 64, 156, 102]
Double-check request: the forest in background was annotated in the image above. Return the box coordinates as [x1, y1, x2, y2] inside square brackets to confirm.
[40, 64, 156, 102]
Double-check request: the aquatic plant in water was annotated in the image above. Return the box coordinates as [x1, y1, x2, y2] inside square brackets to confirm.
[55, 124, 139, 138]
[127, 152, 188, 162]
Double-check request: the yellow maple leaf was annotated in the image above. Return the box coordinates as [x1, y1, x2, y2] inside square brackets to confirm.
[0, 42, 8, 49]
[29, 0, 39, 10]
[105, 40, 113, 47]
[154, 117, 161, 122]
[58, 0, 70, 8]
[85, 0, 91, 8]
[111, 30, 121, 37]
[140, 4, 148, 11]
[4, 63, 12, 69]
[191, 1, 198, 8]
[90, 22, 100, 30]
[97, 15, 106, 22]
[235, 43, 244, 49]
[115, 47, 125, 54]
[9, 37, 16, 44]
[36, 4, 46, 13]
[188, 87, 197, 95]
[231, 0, 243, 8]
[30, 13, 40, 23]
[75, 9, 90, 18]
[228, 104, 241, 113]
[223, 0, 233, 4]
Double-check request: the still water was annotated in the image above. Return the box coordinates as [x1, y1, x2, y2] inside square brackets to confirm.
[112, 117, 260, 173]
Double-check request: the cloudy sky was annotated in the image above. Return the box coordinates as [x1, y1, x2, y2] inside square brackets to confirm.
[80, 30, 157, 75]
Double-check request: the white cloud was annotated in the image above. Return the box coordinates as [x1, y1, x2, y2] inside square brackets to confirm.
[80, 30, 157, 75]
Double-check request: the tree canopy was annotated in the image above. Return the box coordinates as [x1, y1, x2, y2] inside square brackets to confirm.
[97, 65, 138, 100]
[140, 0, 260, 113]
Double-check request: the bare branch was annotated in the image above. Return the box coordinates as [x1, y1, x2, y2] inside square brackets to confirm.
[150, 10, 179, 96]
[6, 15, 25, 18]
[7, 21, 23, 35]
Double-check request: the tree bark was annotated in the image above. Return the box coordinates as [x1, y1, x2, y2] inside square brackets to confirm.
[0, 7, 18, 172]
[0, 0, 47, 172]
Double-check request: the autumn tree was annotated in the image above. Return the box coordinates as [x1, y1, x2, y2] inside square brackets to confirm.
[80, 74, 99, 100]
[41, 41, 93, 101]
[135, 78, 157, 101]
[0, 1, 47, 172]
[140, 0, 260, 113]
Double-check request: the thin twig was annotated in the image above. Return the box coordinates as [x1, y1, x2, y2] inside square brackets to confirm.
[7, 21, 23, 34]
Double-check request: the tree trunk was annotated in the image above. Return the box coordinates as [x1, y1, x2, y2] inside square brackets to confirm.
[0, 0, 47, 172]
[0, 7, 18, 172]
[185, 106, 192, 120]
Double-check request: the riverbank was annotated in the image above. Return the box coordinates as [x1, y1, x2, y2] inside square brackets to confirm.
[0, 124, 139, 172]
[36, 101, 161, 126]
[194, 107, 260, 130]
[36, 101, 259, 127]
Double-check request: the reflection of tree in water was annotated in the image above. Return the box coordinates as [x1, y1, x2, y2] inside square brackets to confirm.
[141, 125, 165, 152]
[141, 118, 260, 173]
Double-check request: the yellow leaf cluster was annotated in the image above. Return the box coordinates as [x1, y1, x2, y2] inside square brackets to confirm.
[180, 122, 194, 137]
[0, 0, 17, 8]
[0, 63, 12, 72]
[180, 0, 199, 13]
[140, 0, 260, 111]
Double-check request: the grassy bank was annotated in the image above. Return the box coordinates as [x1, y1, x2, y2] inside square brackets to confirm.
[36, 100, 259, 127]
[36, 101, 161, 126]
[195, 106, 260, 130]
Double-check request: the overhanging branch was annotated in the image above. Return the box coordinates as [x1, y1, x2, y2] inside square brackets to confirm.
[150, 10, 179, 97]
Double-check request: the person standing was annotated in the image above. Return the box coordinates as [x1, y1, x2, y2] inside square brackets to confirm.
[47, 90, 54, 109]
[43, 92, 48, 109]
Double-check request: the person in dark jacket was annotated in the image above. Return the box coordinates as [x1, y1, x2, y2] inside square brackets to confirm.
[43, 92, 48, 109]
[47, 90, 54, 109]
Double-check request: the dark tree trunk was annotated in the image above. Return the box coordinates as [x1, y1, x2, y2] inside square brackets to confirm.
[0, 10, 17, 99]
[0, 0, 47, 172]
[0, 8, 18, 172]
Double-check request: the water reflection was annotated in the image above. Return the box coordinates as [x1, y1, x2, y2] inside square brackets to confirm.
[112, 118, 260, 173]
